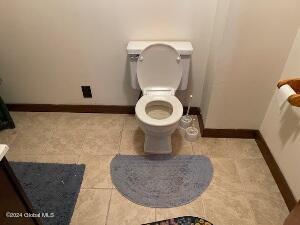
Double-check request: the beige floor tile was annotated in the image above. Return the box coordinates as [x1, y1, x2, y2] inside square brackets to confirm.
[123, 115, 139, 131]
[245, 192, 289, 225]
[207, 158, 243, 193]
[192, 138, 229, 157]
[120, 128, 145, 155]
[6, 153, 79, 164]
[10, 112, 62, 130]
[202, 190, 255, 225]
[9, 112, 35, 129]
[227, 139, 263, 159]
[9, 127, 50, 155]
[0, 128, 18, 145]
[84, 113, 125, 130]
[172, 129, 193, 155]
[56, 113, 92, 130]
[107, 190, 155, 225]
[70, 189, 111, 225]
[156, 197, 205, 221]
[193, 138, 263, 159]
[24, 112, 63, 129]
[83, 128, 121, 155]
[236, 158, 280, 194]
[78, 154, 114, 189]
[172, 144, 193, 155]
[120, 116, 144, 155]
[44, 129, 86, 155]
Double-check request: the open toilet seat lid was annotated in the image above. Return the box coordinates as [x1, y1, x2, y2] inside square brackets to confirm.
[137, 43, 182, 91]
[135, 95, 183, 126]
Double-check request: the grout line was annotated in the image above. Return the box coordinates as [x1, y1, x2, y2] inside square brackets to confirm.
[118, 116, 126, 155]
[190, 141, 195, 155]
[81, 187, 113, 190]
[7, 153, 117, 157]
[76, 152, 81, 164]
[104, 188, 113, 225]
[233, 159, 257, 225]
[233, 159, 248, 194]
[201, 198, 207, 220]
[76, 128, 89, 161]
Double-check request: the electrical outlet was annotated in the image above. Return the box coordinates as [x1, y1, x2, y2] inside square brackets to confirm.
[81, 86, 92, 98]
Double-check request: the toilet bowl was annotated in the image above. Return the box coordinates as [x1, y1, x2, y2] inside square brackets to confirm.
[133, 43, 186, 154]
[135, 95, 183, 154]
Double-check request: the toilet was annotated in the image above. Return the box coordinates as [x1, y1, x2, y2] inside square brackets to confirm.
[127, 41, 193, 154]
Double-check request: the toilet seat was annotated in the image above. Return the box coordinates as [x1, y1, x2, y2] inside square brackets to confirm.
[135, 95, 183, 127]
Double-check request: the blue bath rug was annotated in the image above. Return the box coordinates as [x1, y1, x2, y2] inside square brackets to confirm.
[10, 162, 85, 225]
[111, 155, 213, 208]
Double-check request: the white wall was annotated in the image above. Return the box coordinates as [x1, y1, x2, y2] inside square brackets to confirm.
[261, 29, 300, 200]
[0, 0, 218, 106]
[201, 0, 300, 129]
[201, 0, 231, 122]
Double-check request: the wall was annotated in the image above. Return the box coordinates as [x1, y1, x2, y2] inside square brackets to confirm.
[260, 29, 300, 200]
[201, 0, 231, 122]
[201, 0, 300, 129]
[0, 0, 218, 106]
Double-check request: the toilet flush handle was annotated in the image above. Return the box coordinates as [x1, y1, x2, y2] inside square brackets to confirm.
[139, 56, 144, 62]
[177, 56, 181, 63]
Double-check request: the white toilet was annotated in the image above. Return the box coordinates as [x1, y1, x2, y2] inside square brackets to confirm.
[127, 41, 193, 154]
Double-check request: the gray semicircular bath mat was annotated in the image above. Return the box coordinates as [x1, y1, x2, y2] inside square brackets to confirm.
[110, 154, 213, 208]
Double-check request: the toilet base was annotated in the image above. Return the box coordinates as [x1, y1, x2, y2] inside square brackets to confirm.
[144, 134, 172, 154]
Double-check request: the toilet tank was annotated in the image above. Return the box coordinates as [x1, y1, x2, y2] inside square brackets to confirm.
[127, 41, 193, 90]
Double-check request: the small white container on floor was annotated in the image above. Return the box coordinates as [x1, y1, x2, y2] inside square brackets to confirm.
[179, 115, 193, 129]
[185, 126, 199, 142]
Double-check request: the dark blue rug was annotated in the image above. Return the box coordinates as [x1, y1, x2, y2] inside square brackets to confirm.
[10, 162, 85, 225]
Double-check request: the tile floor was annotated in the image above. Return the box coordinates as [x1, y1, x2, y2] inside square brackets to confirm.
[1, 112, 289, 225]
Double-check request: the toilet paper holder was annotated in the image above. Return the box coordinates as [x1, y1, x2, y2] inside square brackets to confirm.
[277, 78, 300, 107]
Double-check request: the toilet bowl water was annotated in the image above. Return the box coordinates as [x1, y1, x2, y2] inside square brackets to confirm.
[145, 101, 173, 120]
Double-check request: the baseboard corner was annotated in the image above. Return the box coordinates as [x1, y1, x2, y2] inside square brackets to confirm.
[255, 130, 297, 211]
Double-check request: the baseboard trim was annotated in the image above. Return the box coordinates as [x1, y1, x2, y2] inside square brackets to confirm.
[254, 131, 297, 211]
[202, 128, 257, 139]
[195, 111, 256, 139]
[7, 103, 200, 116]
[7, 104, 136, 114]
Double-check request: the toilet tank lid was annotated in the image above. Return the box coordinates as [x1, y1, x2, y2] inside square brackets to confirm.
[127, 41, 193, 56]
